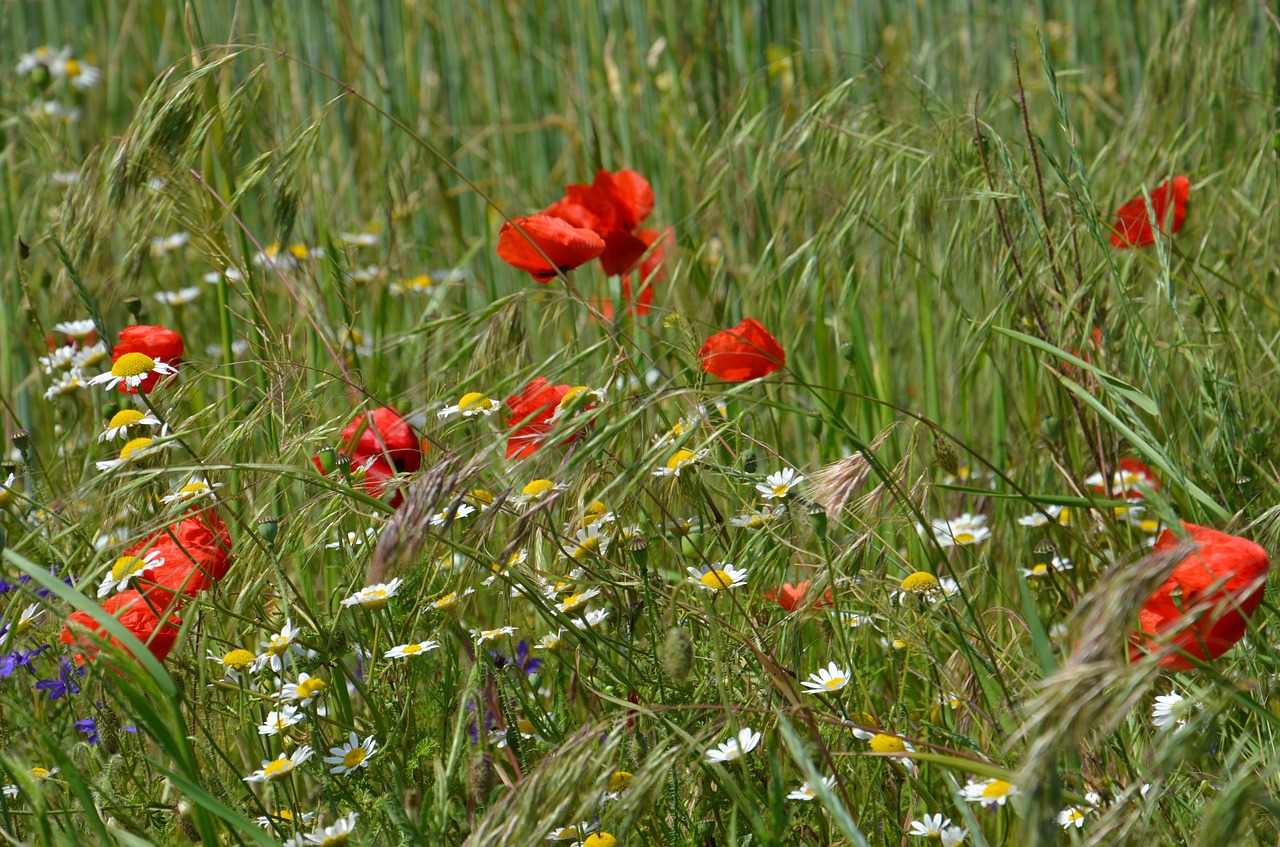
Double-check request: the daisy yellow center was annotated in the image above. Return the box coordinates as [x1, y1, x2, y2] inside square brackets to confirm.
[1064, 808, 1084, 822]
[400, 643, 423, 654]
[559, 386, 589, 409]
[341, 747, 367, 768]
[119, 437, 153, 461]
[458, 392, 489, 411]
[822, 675, 845, 690]
[982, 779, 1013, 799]
[288, 244, 310, 259]
[436, 593, 459, 607]
[572, 537, 601, 556]
[318, 832, 349, 846]
[107, 409, 145, 429]
[745, 515, 767, 528]
[585, 500, 608, 516]
[583, 834, 616, 847]
[29, 767, 50, 778]
[295, 677, 326, 699]
[222, 649, 255, 669]
[1140, 519, 1160, 533]
[1058, 507, 1074, 525]
[178, 482, 209, 497]
[64, 59, 81, 77]
[1031, 564, 1049, 575]
[276, 810, 295, 822]
[700, 569, 734, 590]
[468, 489, 494, 506]
[262, 758, 292, 779]
[667, 449, 695, 469]
[267, 635, 291, 656]
[561, 592, 589, 610]
[868, 733, 905, 754]
[772, 483, 790, 495]
[111, 555, 146, 581]
[523, 479, 554, 497]
[111, 352, 156, 377]
[954, 531, 976, 543]
[900, 572, 938, 593]
[36, 47, 49, 57]
[404, 274, 433, 289]
[607, 771, 633, 793]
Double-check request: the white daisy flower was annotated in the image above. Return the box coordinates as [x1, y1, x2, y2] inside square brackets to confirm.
[207, 647, 258, 681]
[786, 775, 836, 802]
[653, 448, 706, 477]
[251, 620, 302, 674]
[258, 705, 304, 736]
[243, 746, 312, 783]
[39, 344, 78, 374]
[149, 232, 191, 256]
[729, 504, 786, 530]
[511, 479, 567, 508]
[961, 777, 1019, 808]
[561, 527, 610, 560]
[98, 408, 162, 441]
[890, 572, 960, 604]
[279, 673, 327, 708]
[325, 527, 379, 550]
[546, 821, 598, 842]
[1020, 556, 1073, 579]
[909, 813, 957, 839]
[53, 319, 97, 339]
[570, 609, 610, 629]
[1016, 505, 1064, 527]
[97, 548, 164, 597]
[253, 808, 316, 829]
[384, 640, 440, 659]
[921, 513, 990, 547]
[87, 353, 177, 391]
[548, 386, 606, 423]
[161, 477, 223, 504]
[340, 578, 403, 610]
[800, 661, 851, 695]
[430, 588, 475, 610]
[940, 826, 967, 847]
[16, 45, 69, 75]
[1152, 691, 1189, 730]
[429, 502, 476, 527]
[437, 391, 501, 419]
[340, 231, 380, 247]
[687, 563, 748, 592]
[324, 731, 378, 775]
[705, 727, 762, 763]
[537, 630, 566, 651]
[471, 626, 517, 644]
[555, 588, 600, 613]
[44, 370, 87, 400]
[299, 812, 358, 845]
[154, 286, 201, 306]
[71, 342, 109, 371]
[758, 467, 804, 500]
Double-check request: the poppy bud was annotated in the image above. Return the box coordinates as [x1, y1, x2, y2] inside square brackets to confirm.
[336, 452, 352, 476]
[662, 626, 693, 683]
[124, 295, 142, 317]
[626, 536, 649, 569]
[316, 446, 337, 475]
[1039, 415, 1063, 443]
[257, 516, 279, 544]
[10, 430, 29, 455]
[98, 703, 121, 754]
[468, 752, 497, 803]
[933, 437, 959, 477]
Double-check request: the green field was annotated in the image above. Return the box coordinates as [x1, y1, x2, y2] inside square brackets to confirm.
[2, 2, 1280, 845]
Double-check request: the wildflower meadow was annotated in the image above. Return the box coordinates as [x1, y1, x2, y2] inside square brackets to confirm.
[4, 2, 1280, 845]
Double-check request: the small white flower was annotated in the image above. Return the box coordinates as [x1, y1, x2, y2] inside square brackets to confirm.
[251, 620, 303, 674]
[340, 231, 380, 247]
[279, 673, 328, 708]
[570, 609, 610, 629]
[653, 448, 706, 477]
[340, 578, 403, 610]
[909, 813, 956, 839]
[961, 777, 1019, 808]
[300, 812, 358, 845]
[71, 342, 109, 371]
[150, 232, 191, 256]
[1152, 691, 1189, 730]
[548, 386, 606, 423]
[687, 563, 748, 592]
[922, 513, 990, 547]
[243, 746, 312, 783]
[758, 467, 805, 500]
[561, 528, 610, 560]
[729, 504, 786, 530]
[546, 821, 598, 842]
[39, 344, 77, 374]
[98, 408, 162, 441]
[258, 704, 304, 736]
[471, 626, 517, 644]
[556, 588, 601, 613]
[430, 588, 476, 610]
[254, 808, 316, 829]
[438, 391, 500, 419]
[325, 527, 379, 550]
[1016, 505, 1065, 527]
[53, 319, 97, 339]
[786, 775, 836, 802]
[537, 630, 566, 651]
[429, 502, 476, 527]
[706, 727, 762, 763]
[161, 477, 223, 504]
[324, 731, 378, 775]
[385, 640, 440, 659]
[44, 370, 87, 400]
[51, 55, 101, 89]
[1019, 556, 1073, 579]
[800, 661, 851, 694]
[154, 286, 201, 306]
[940, 827, 967, 847]
[87, 353, 177, 391]
[16, 45, 69, 76]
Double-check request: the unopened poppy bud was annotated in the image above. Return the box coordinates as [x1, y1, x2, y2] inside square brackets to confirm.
[468, 752, 497, 803]
[10, 430, 29, 455]
[257, 516, 279, 544]
[933, 437, 959, 477]
[316, 446, 337, 475]
[662, 626, 693, 683]
[1039, 415, 1063, 443]
[124, 295, 142, 317]
[336, 452, 352, 476]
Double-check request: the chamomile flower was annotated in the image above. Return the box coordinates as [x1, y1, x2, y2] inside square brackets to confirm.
[575, 500, 615, 528]
[1085, 465, 1157, 498]
[729, 504, 786, 530]
[51, 55, 101, 89]
[325, 528, 378, 550]
[431, 588, 475, 610]
[962, 778, 1019, 808]
[150, 232, 191, 256]
[258, 705, 304, 736]
[324, 731, 378, 775]
[254, 808, 316, 829]
[340, 578, 403, 610]
[346, 265, 383, 285]
[482, 551, 527, 586]
[512, 479, 567, 508]
[71, 341, 108, 369]
[891, 572, 960, 604]
[705, 727, 762, 763]
[800, 661, 851, 694]
[571, 609, 610, 629]
[384, 640, 440, 659]
[154, 286, 201, 307]
[161, 477, 223, 504]
[16, 45, 68, 76]
[654, 416, 698, 445]
[653, 448, 705, 477]
[537, 630, 566, 651]
[340, 230, 380, 247]
[1016, 505, 1064, 527]
[922, 513, 990, 547]
[867, 733, 916, 771]
[44, 371, 87, 400]
[556, 588, 600, 613]
[244, 746, 312, 783]
[547, 821, 598, 842]
[687, 563, 748, 592]
[465, 489, 497, 511]
[429, 502, 476, 527]
[786, 775, 837, 801]
[1057, 805, 1088, 829]
[300, 812, 358, 846]
[208, 647, 257, 681]
[758, 467, 804, 499]
[471, 626, 517, 644]
[97, 410, 162, 444]
[1020, 556, 1073, 579]
[438, 391, 501, 418]
[562, 527, 610, 560]
[97, 549, 164, 597]
[88, 352, 177, 391]
[53, 319, 97, 339]
[1152, 691, 1190, 730]
[252, 620, 302, 674]
[39, 345, 77, 374]
[549, 385, 606, 423]
[909, 813, 957, 839]
[279, 673, 327, 708]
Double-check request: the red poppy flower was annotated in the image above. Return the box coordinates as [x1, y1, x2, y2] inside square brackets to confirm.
[355, 454, 404, 508]
[544, 169, 659, 278]
[1130, 523, 1270, 670]
[763, 580, 834, 612]
[112, 325, 184, 394]
[698, 318, 786, 382]
[136, 510, 233, 603]
[60, 589, 183, 664]
[1110, 176, 1190, 248]
[341, 406, 423, 473]
[504, 376, 578, 459]
[496, 215, 606, 282]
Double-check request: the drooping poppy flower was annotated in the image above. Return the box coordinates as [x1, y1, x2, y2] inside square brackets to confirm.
[504, 377, 573, 459]
[1087, 458, 1160, 500]
[544, 169, 658, 278]
[763, 580, 834, 612]
[136, 509, 233, 603]
[698, 318, 786, 382]
[496, 215, 606, 282]
[60, 589, 182, 664]
[1110, 176, 1190, 248]
[111, 325, 184, 394]
[1130, 523, 1270, 670]
[340, 406, 423, 473]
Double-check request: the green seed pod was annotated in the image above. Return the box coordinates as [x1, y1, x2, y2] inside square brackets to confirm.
[662, 626, 694, 684]
[124, 295, 142, 318]
[257, 516, 279, 544]
[316, 446, 337, 475]
[933, 436, 959, 477]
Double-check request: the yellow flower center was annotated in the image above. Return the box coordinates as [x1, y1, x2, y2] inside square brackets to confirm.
[29, 767, 50, 778]
[583, 834, 616, 847]
[899, 572, 938, 593]
[118, 437, 153, 461]
[222, 649, 255, 669]
[558, 386, 589, 410]
[666, 449, 695, 470]
[571, 537, 601, 557]
[823, 675, 846, 690]
[745, 515, 767, 529]
[607, 771, 633, 793]
[64, 59, 81, 77]
[1064, 808, 1083, 822]
[400, 643, 423, 654]
[772, 484, 790, 496]
[177, 482, 209, 497]
[458, 391, 489, 411]
[1140, 519, 1160, 533]
[1058, 507, 1074, 525]
[403, 274, 433, 289]
[295, 677, 326, 699]
[276, 810, 295, 822]
[982, 779, 1013, 799]
[468, 489, 494, 507]
[868, 733, 906, 754]
[341, 747, 367, 769]
[1031, 564, 1049, 575]
[699, 569, 734, 590]
[560, 592, 589, 611]
[267, 635, 291, 656]
[522, 479, 555, 498]
[288, 244, 310, 259]
[107, 409, 146, 429]
[262, 758, 292, 779]
[111, 555, 146, 581]
[111, 352, 157, 377]
[436, 593, 459, 607]
[954, 531, 976, 544]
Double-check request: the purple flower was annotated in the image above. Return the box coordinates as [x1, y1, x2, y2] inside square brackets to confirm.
[0, 646, 47, 679]
[74, 716, 99, 744]
[35, 657, 84, 701]
[489, 641, 543, 676]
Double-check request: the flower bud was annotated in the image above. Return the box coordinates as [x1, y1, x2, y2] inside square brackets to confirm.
[316, 446, 337, 475]
[124, 295, 142, 318]
[257, 516, 279, 544]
